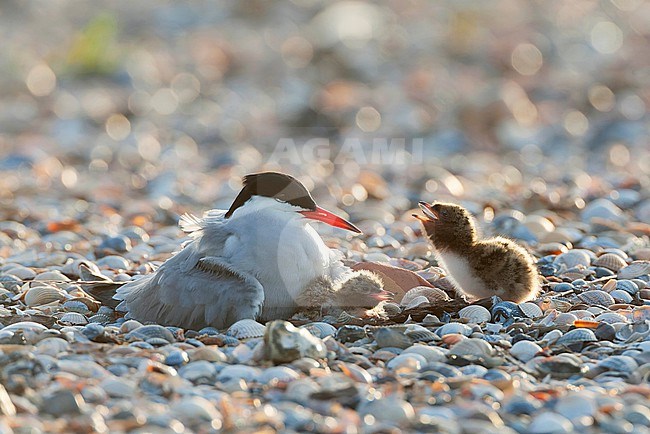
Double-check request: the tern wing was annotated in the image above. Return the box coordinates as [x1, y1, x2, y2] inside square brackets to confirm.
[115, 226, 265, 330]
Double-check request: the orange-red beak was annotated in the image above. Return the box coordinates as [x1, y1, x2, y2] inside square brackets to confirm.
[300, 206, 362, 233]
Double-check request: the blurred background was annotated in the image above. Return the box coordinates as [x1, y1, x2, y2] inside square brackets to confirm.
[1, 0, 649, 227]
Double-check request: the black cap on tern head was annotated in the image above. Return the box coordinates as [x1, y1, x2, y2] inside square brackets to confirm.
[225, 171, 362, 233]
[225, 172, 317, 218]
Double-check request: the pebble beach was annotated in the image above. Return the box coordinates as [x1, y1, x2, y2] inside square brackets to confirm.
[2, 2, 650, 433]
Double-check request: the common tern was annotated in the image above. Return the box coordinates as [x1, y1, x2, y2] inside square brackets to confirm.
[114, 172, 372, 329]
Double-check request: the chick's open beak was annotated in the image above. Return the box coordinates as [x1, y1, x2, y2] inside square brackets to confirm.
[418, 201, 439, 222]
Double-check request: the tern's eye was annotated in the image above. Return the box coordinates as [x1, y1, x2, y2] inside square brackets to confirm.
[441, 209, 449, 217]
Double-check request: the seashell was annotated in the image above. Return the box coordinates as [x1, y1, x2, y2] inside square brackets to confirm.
[87, 313, 112, 324]
[601, 279, 617, 292]
[226, 319, 266, 339]
[420, 361, 463, 378]
[386, 353, 426, 372]
[300, 322, 337, 339]
[24, 285, 66, 306]
[177, 360, 217, 382]
[404, 324, 438, 342]
[100, 378, 136, 398]
[592, 253, 627, 271]
[539, 329, 563, 345]
[35, 337, 70, 356]
[554, 312, 577, 326]
[618, 261, 650, 279]
[185, 347, 226, 364]
[400, 286, 450, 306]
[59, 312, 88, 325]
[597, 355, 638, 373]
[388, 258, 422, 271]
[577, 290, 614, 307]
[170, 397, 220, 424]
[518, 302, 543, 319]
[528, 412, 573, 434]
[34, 270, 70, 282]
[164, 349, 189, 367]
[555, 328, 597, 346]
[571, 310, 594, 319]
[436, 322, 473, 337]
[4, 266, 36, 280]
[402, 345, 447, 363]
[336, 325, 366, 343]
[615, 322, 650, 342]
[458, 305, 491, 323]
[610, 289, 633, 304]
[595, 312, 628, 324]
[491, 301, 523, 322]
[338, 362, 372, 383]
[336, 311, 359, 324]
[0, 274, 22, 291]
[632, 305, 650, 322]
[374, 327, 413, 349]
[257, 366, 300, 385]
[125, 324, 175, 343]
[62, 300, 92, 315]
[616, 280, 639, 295]
[448, 338, 495, 358]
[573, 319, 599, 329]
[404, 295, 430, 309]
[553, 250, 592, 268]
[510, 340, 542, 362]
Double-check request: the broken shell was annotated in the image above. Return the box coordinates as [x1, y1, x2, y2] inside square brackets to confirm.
[518, 302, 543, 319]
[577, 290, 614, 307]
[400, 286, 450, 306]
[24, 285, 66, 306]
[555, 328, 597, 346]
[226, 319, 266, 339]
[601, 279, 617, 292]
[592, 253, 627, 271]
[610, 289, 633, 304]
[458, 305, 491, 323]
[492, 301, 524, 322]
[618, 261, 650, 279]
